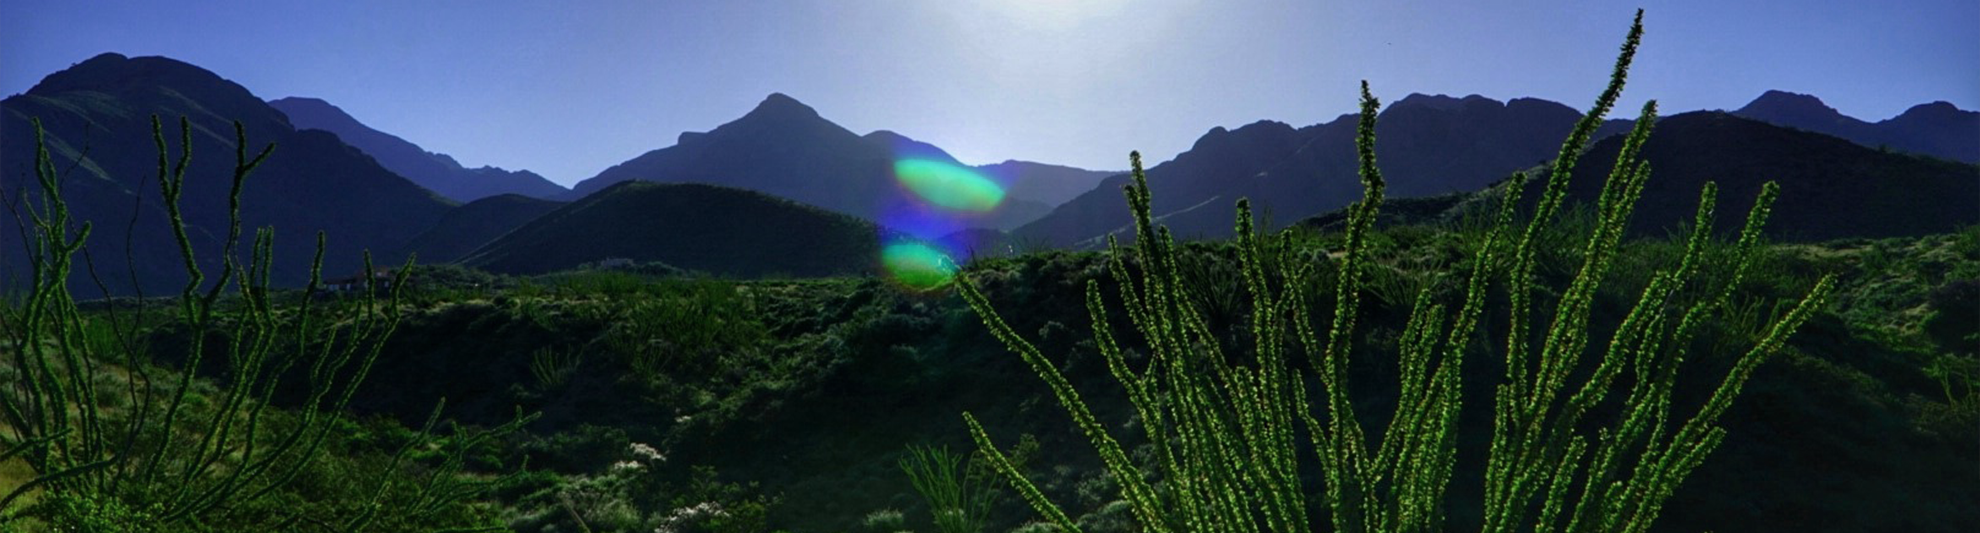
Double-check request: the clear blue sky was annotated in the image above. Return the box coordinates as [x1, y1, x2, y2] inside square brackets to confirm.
[5, 0, 1974, 187]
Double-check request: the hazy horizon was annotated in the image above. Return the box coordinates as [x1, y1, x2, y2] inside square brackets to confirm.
[5, 0, 1974, 187]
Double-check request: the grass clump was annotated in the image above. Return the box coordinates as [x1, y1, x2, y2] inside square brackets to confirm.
[899, 444, 995, 533]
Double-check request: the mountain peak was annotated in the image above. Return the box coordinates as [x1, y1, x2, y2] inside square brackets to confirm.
[1896, 100, 1969, 119]
[1753, 89, 1823, 102]
[863, 130, 958, 162]
[1392, 93, 1502, 112]
[862, 129, 912, 144]
[81, 51, 130, 64]
[268, 95, 371, 144]
[1190, 120, 1295, 151]
[30, 53, 245, 99]
[270, 96, 334, 109]
[1738, 90, 1840, 117]
[745, 92, 820, 120]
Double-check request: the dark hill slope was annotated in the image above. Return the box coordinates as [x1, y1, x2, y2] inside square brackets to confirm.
[0, 53, 452, 294]
[270, 96, 568, 201]
[398, 194, 564, 263]
[975, 159, 1118, 207]
[460, 181, 881, 277]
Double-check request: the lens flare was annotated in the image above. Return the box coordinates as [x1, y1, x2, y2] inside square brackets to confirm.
[874, 141, 1013, 288]
[893, 159, 1006, 212]
[881, 241, 958, 290]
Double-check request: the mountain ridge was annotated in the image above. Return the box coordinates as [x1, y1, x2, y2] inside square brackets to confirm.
[567, 93, 1106, 233]
[1009, 92, 1636, 247]
[1732, 89, 1978, 163]
[269, 96, 569, 201]
[1298, 111, 1980, 243]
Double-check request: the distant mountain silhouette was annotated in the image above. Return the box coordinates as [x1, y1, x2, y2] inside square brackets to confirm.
[857, 129, 1058, 231]
[1011, 93, 1634, 247]
[975, 160, 1119, 207]
[568, 93, 879, 208]
[1, 53, 453, 294]
[567, 93, 1105, 232]
[1300, 112, 1980, 242]
[461, 181, 883, 277]
[861, 129, 960, 162]
[397, 194, 564, 263]
[1733, 90, 1979, 163]
[855, 130, 1117, 208]
[269, 96, 568, 201]
[1554, 111, 1977, 241]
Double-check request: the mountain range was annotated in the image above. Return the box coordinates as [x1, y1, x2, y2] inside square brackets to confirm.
[3, 52, 1973, 295]
[1008, 94, 1638, 247]
[269, 96, 569, 201]
[1014, 91, 1978, 248]
[1298, 111, 1980, 243]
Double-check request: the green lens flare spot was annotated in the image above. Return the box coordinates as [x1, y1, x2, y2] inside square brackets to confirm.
[894, 159, 1006, 212]
[883, 242, 958, 290]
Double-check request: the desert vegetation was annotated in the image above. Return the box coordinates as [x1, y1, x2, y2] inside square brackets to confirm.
[0, 117, 525, 531]
[3, 9, 1975, 533]
[954, 12, 1837, 532]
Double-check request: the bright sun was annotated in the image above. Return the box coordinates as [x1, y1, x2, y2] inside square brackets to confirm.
[972, 0, 1135, 30]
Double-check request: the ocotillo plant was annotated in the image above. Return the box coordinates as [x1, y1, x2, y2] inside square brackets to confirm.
[954, 10, 1836, 533]
[0, 116, 410, 526]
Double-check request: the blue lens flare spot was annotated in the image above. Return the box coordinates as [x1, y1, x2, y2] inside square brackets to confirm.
[893, 159, 1006, 212]
[882, 241, 958, 290]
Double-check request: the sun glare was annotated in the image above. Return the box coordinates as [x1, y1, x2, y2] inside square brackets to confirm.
[971, 0, 1134, 30]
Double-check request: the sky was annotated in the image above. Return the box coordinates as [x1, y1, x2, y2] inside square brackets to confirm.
[4, 0, 1975, 187]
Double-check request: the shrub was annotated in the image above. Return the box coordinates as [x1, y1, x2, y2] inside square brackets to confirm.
[607, 281, 769, 383]
[863, 508, 907, 533]
[1925, 278, 1980, 354]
